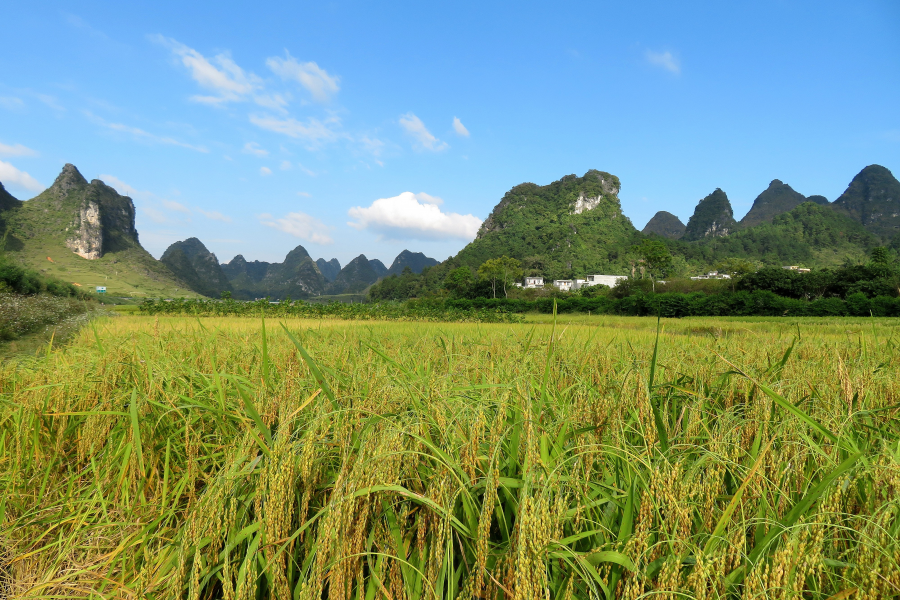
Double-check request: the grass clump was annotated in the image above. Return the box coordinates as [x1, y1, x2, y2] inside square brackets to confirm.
[0, 315, 898, 598]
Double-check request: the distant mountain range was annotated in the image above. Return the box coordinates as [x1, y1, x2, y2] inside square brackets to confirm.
[0, 162, 896, 298]
[156, 238, 439, 300]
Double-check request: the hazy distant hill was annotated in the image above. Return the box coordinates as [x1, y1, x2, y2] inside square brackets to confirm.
[315, 258, 341, 281]
[682, 188, 737, 241]
[326, 254, 383, 294]
[387, 250, 439, 275]
[740, 180, 828, 228]
[832, 164, 900, 241]
[0, 164, 192, 298]
[642, 211, 686, 239]
[161, 238, 232, 298]
[221, 245, 325, 300]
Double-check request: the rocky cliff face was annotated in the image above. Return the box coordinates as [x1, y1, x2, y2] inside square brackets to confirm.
[0, 163, 193, 296]
[682, 188, 737, 241]
[832, 165, 900, 241]
[23, 164, 143, 260]
[642, 211, 686, 239]
[161, 238, 232, 298]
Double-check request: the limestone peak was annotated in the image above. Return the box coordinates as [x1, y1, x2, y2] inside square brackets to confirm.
[49, 163, 88, 197]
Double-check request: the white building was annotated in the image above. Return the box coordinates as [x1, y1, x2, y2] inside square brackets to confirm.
[523, 276, 544, 288]
[552, 275, 627, 291]
[583, 274, 627, 288]
[691, 270, 732, 281]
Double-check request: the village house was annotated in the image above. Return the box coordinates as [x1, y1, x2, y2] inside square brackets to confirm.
[691, 270, 732, 281]
[550, 275, 626, 291]
[524, 276, 544, 288]
[782, 265, 811, 273]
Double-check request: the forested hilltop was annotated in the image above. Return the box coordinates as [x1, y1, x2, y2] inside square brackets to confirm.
[370, 165, 900, 308]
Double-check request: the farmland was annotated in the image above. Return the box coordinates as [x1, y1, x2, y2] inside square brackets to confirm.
[1, 314, 898, 599]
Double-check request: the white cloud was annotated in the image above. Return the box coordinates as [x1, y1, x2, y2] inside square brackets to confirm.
[260, 166, 272, 176]
[0, 160, 44, 193]
[151, 35, 259, 103]
[266, 52, 340, 102]
[0, 142, 38, 157]
[348, 192, 481, 241]
[259, 211, 333, 244]
[645, 49, 680, 75]
[0, 97, 24, 110]
[253, 92, 291, 113]
[87, 111, 208, 152]
[280, 160, 292, 170]
[399, 113, 448, 152]
[162, 199, 191, 213]
[297, 191, 311, 197]
[196, 208, 232, 222]
[249, 114, 342, 147]
[452, 117, 470, 137]
[243, 142, 268, 156]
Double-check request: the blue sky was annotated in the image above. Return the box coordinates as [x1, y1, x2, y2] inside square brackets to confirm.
[1, 1, 898, 267]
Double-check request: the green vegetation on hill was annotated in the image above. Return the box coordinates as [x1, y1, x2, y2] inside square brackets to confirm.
[832, 164, 900, 240]
[452, 170, 640, 278]
[682, 188, 737, 241]
[673, 201, 880, 266]
[740, 179, 825, 227]
[0, 164, 194, 298]
[641, 210, 686, 239]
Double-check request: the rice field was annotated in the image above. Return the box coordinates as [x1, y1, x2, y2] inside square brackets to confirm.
[1, 314, 898, 599]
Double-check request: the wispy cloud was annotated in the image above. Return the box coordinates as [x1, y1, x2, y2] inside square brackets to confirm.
[150, 35, 260, 104]
[141, 207, 168, 224]
[280, 160, 292, 170]
[196, 208, 232, 222]
[0, 142, 38, 158]
[162, 199, 191, 213]
[0, 160, 44, 193]
[297, 163, 316, 177]
[87, 111, 208, 152]
[452, 117, 470, 137]
[243, 142, 269, 156]
[260, 166, 272, 176]
[0, 97, 24, 110]
[266, 51, 340, 102]
[259, 211, 333, 244]
[249, 114, 343, 147]
[399, 113, 448, 152]
[297, 191, 311, 197]
[348, 192, 481, 241]
[645, 49, 680, 75]
[37, 94, 65, 112]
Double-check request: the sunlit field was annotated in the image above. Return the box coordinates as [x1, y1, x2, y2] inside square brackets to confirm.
[1, 315, 898, 599]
